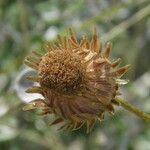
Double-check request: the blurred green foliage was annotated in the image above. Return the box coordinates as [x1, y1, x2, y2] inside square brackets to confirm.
[0, 0, 150, 150]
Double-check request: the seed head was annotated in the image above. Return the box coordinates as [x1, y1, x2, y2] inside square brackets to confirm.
[23, 28, 130, 133]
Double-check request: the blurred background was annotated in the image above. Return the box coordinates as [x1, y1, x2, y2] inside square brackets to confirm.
[0, 0, 150, 150]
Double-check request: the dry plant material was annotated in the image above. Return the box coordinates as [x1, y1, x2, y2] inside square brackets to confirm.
[23, 28, 150, 133]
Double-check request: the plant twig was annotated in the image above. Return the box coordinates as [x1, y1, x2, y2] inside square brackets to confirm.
[101, 4, 150, 42]
[115, 97, 150, 122]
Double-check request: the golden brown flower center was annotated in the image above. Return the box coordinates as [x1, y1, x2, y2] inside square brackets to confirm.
[38, 50, 85, 95]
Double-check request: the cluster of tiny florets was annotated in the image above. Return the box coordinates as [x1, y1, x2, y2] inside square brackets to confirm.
[38, 50, 85, 95]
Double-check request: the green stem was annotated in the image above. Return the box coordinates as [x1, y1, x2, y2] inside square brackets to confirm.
[115, 97, 150, 122]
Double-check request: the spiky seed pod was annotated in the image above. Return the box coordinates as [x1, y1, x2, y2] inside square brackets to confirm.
[23, 28, 130, 133]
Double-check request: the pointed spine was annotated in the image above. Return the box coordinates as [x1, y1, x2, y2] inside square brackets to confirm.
[86, 119, 95, 133]
[103, 42, 112, 58]
[90, 28, 100, 53]
[72, 121, 84, 131]
[107, 104, 115, 115]
[22, 98, 47, 111]
[112, 65, 131, 77]
[63, 36, 68, 50]
[25, 86, 43, 94]
[97, 113, 104, 122]
[57, 35, 63, 45]
[80, 35, 86, 47]
[31, 51, 43, 57]
[49, 118, 64, 126]
[24, 59, 38, 70]
[69, 28, 78, 45]
[111, 58, 122, 68]
[44, 42, 54, 51]
[26, 56, 40, 65]
[26, 76, 41, 82]
[93, 58, 106, 68]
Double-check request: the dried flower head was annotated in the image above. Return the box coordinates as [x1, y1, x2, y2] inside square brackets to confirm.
[23, 28, 131, 133]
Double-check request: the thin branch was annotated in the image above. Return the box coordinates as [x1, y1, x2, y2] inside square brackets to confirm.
[101, 4, 150, 42]
[115, 97, 150, 122]
[17, 0, 30, 50]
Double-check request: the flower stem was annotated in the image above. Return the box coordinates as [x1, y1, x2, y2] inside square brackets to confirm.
[115, 97, 150, 122]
